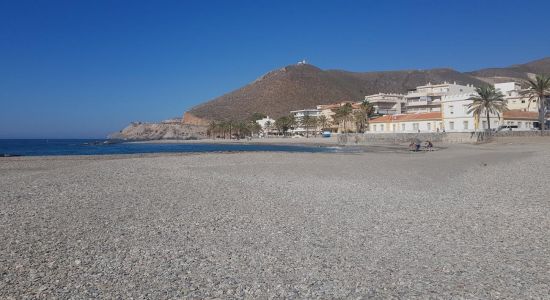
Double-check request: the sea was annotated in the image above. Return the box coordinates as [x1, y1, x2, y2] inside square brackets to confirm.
[0, 139, 345, 157]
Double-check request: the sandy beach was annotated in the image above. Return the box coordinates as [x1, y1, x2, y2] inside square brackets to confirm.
[1, 141, 549, 298]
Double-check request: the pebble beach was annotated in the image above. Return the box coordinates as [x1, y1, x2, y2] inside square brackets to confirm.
[1, 140, 549, 298]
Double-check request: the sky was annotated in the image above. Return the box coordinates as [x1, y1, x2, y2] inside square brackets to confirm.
[1, 0, 549, 138]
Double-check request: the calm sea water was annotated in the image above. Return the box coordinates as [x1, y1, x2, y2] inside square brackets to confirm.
[0, 139, 343, 156]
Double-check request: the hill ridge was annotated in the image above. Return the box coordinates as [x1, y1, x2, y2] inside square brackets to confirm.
[184, 57, 550, 124]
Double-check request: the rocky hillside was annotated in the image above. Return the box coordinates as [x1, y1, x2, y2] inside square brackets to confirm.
[467, 57, 550, 83]
[185, 64, 487, 122]
[109, 119, 206, 140]
[184, 57, 550, 123]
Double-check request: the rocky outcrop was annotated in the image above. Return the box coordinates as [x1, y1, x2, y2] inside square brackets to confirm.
[109, 120, 207, 140]
[182, 112, 211, 126]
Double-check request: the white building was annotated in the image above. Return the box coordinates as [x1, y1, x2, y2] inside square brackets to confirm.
[290, 109, 321, 135]
[369, 112, 443, 133]
[405, 82, 476, 113]
[441, 93, 502, 132]
[256, 116, 276, 136]
[364, 93, 405, 115]
[495, 82, 538, 112]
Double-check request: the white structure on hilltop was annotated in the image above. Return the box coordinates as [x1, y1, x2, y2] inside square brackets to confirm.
[364, 93, 405, 115]
[405, 82, 476, 113]
[256, 116, 276, 136]
[290, 109, 320, 135]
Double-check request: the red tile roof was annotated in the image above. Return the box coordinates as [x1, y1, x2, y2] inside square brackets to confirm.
[369, 112, 442, 123]
[503, 110, 538, 120]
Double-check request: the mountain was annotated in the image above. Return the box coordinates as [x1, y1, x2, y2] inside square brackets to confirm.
[184, 64, 487, 124]
[467, 57, 550, 83]
[184, 57, 550, 124]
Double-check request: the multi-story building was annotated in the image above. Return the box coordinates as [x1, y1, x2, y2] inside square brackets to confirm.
[364, 93, 405, 115]
[495, 82, 538, 112]
[290, 109, 321, 135]
[441, 93, 501, 132]
[405, 82, 476, 113]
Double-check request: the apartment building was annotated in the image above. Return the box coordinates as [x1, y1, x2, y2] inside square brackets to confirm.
[405, 82, 476, 113]
[364, 93, 405, 115]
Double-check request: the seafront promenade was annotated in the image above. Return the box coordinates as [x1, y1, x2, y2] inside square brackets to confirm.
[1, 140, 549, 298]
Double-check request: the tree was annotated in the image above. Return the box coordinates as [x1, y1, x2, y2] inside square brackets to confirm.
[332, 103, 353, 133]
[300, 115, 317, 138]
[360, 100, 376, 132]
[264, 120, 272, 137]
[275, 116, 293, 136]
[467, 86, 507, 131]
[247, 121, 262, 137]
[353, 110, 367, 133]
[523, 74, 550, 133]
[317, 115, 330, 131]
[249, 112, 267, 121]
[207, 121, 218, 138]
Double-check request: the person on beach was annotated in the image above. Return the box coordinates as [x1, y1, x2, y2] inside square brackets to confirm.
[414, 138, 421, 152]
[426, 140, 433, 151]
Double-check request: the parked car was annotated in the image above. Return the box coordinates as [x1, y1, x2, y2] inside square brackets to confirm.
[322, 131, 331, 137]
[496, 125, 518, 132]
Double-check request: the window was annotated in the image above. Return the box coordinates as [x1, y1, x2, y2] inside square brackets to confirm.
[401, 124, 406, 131]
[463, 121, 469, 130]
[463, 105, 468, 114]
[482, 120, 487, 129]
[380, 124, 384, 131]
[427, 123, 431, 131]
[392, 124, 396, 132]
[449, 105, 454, 114]
[372, 125, 377, 131]
[413, 123, 419, 131]
[518, 122, 522, 128]
[449, 121, 455, 130]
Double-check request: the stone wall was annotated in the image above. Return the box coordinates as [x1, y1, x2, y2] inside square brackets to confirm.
[339, 130, 550, 145]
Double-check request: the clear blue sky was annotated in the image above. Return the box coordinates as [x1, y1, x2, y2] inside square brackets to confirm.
[1, 0, 549, 138]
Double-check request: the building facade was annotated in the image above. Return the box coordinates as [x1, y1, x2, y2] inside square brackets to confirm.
[290, 109, 321, 135]
[405, 82, 476, 113]
[369, 112, 443, 133]
[495, 82, 539, 112]
[364, 93, 405, 115]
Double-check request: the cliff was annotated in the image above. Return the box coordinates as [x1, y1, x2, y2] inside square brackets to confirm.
[109, 119, 206, 140]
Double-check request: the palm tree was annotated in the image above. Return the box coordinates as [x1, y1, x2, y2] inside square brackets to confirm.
[332, 103, 353, 133]
[317, 115, 330, 132]
[300, 115, 317, 138]
[275, 116, 293, 136]
[523, 74, 550, 133]
[360, 100, 375, 132]
[467, 86, 507, 131]
[264, 120, 272, 137]
[207, 121, 218, 138]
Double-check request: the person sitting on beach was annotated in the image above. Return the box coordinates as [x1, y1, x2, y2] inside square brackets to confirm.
[426, 140, 433, 151]
[409, 141, 415, 151]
